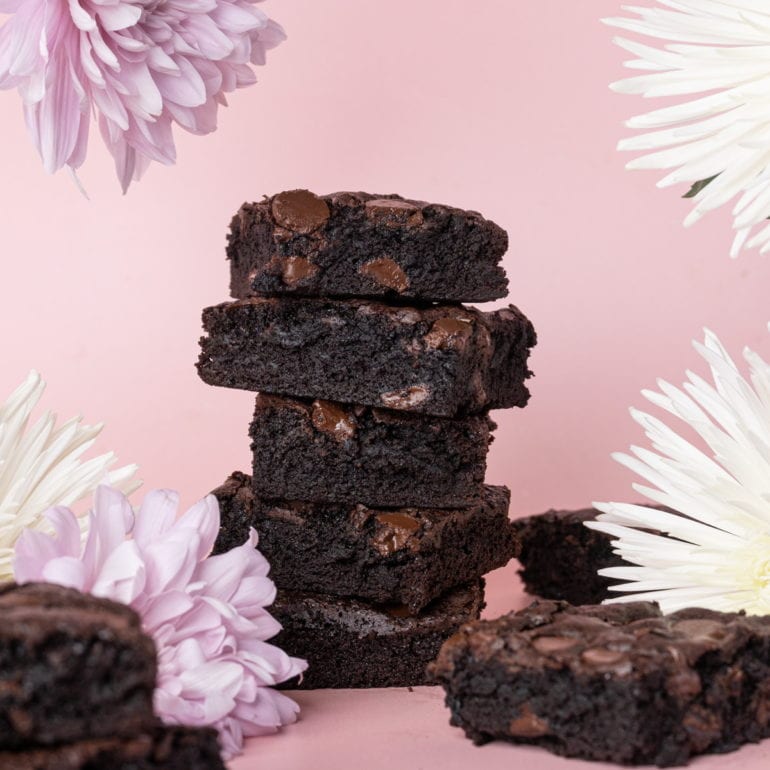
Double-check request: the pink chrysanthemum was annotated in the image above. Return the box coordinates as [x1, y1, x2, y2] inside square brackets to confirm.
[0, 0, 284, 190]
[13, 485, 306, 759]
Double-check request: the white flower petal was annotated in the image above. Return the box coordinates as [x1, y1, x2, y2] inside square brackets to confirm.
[594, 328, 770, 614]
[606, 1, 770, 256]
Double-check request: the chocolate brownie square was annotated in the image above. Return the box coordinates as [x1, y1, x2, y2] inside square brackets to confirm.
[513, 508, 623, 605]
[0, 726, 225, 770]
[197, 296, 536, 417]
[430, 600, 770, 766]
[0, 583, 157, 749]
[273, 581, 485, 690]
[213, 472, 518, 613]
[228, 189, 509, 303]
[249, 395, 492, 508]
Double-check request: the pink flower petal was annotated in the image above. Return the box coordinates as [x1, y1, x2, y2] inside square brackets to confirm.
[92, 541, 146, 605]
[175, 494, 220, 560]
[132, 489, 180, 550]
[83, 485, 134, 577]
[0, 0, 283, 189]
[44, 505, 84, 557]
[141, 590, 195, 631]
[41, 556, 87, 591]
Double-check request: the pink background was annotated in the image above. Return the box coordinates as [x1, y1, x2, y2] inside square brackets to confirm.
[1, 0, 769, 514]
[2, 2, 770, 767]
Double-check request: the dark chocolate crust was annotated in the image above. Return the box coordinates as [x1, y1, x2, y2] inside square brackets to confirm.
[227, 190, 509, 303]
[249, 395, 493, 508]
[0, 583, 157, 750]
[197, 296, 536, 418]
[0, 726, 224, 770]
[513, 508, 623, 605]
[212, 472, 518, 613]
[430, 600, 770, 767]
[273, 581, 485, 690]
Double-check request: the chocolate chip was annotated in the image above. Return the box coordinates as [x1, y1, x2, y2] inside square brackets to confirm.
[384, 604, 414, 619]
[359, 258, 410, 292]
[372, 513, 421, 555]
[666, 669, 702, 704]
[280, 256, 319, 286]
[424, 316, 473, 350]
[311, 400, 356, 441]
[271, 190, 330, 234]
[380, 385, 430, 410]
[365, 198, 424, 227]
[508, 705, 550, 738]
[581, 647, 631, 673]
[532, 636, 580, 655]
[672, 619, 729, 644]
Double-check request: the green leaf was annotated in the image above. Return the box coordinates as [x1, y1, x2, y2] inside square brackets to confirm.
[683, 175, 718, 199]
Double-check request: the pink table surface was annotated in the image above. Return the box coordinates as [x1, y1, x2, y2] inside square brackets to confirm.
[229, 564, 770, 770]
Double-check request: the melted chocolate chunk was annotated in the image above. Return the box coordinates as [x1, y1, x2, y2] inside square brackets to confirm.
[311, 400, 356, 441]
[270, 189, 330, 234]
[359, 258, 410, 292]
[279, 256, 320, 286]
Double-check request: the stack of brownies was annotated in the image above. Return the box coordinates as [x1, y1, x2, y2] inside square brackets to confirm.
[0, 582, 223, 769]
[198, 189, 537, 688]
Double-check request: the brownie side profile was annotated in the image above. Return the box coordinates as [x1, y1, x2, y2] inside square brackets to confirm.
[227, 189, 509, 303]
[212, 472, 518, 613]
[197, 296, 536, 418]
[513, 508, 623, 605]
[273, 581, 485, 690]
[430, 600, 770, 767]
[0, 726, 225, 770]
[0, 583, 157, 750]
[249, 395, 493, 508]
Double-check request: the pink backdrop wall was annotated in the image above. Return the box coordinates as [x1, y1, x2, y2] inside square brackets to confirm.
[1, 0, 768, 516]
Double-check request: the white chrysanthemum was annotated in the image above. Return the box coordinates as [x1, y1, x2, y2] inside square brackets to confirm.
[588, 327, 770, 614]
[605, 1, 770, 256]
[0, 371, 138, 578]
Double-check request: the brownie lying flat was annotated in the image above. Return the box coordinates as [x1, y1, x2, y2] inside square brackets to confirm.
[228, 189, 509, 303]
[198, 296, 536, 418]
[430, 600, 770, 767]
[513, 508, 623, 605]
[0, 726, 225, 770]
[273, 581, 485, 689]
[0, 583, 156, 750]
[213, 472, 517, 613]
[249, 395, 492, 508]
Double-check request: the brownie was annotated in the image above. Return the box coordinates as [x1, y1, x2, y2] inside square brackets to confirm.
[249, 395, 493, 507]
[513, 508, 624, 605]
[0, 726, 225, 770]
[273, 581, 485, 689]
[213, 471, 518, 613]
[227, 189, 509, 303]
[430, 600, 770, 766]
[197, 296, 536, 418]
[0, 583, 157, 750]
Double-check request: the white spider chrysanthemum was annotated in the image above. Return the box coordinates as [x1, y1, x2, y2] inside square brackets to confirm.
[0, 371, 138, 579]
[588, 327, 770, 615]
[605, 1, 770, 256]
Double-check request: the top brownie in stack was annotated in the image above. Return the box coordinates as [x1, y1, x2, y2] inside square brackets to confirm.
[227, 189, 509, 302]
